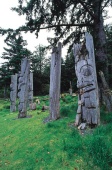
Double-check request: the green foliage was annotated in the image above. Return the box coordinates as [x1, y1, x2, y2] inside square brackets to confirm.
[0, 65, 11, 98]
[10, 0, 112, 82]
[61, 52, 77, 93]
[60, 95, 77, 117]
[105, 25, 112, 86]
[0, 32, 31, 95]
[100, 106, 112, 124]
[12, 0, 111, 52]
[31, 45, 50, 95]
[2, 32, 31, 74]
[60, 105, 71, 117]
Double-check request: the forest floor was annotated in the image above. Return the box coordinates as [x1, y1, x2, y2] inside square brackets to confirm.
[0, 94, 112, 170]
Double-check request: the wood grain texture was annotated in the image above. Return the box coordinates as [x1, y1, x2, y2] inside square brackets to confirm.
[28, 72, 33, 105]
[49, 42, 62, 120]
[18, 58, 30, 118]
[10, 74, 17, 112]
[73, 33, 100, 125]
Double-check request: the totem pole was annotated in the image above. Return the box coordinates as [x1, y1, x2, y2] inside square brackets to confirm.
[73, 33, 100, 128]
[49, 42, 62, 120]
[18, 58, 30, 118]
[28, 72, 33, 105]
[28, 72, 35, 110]
[10, 74, 17, 112]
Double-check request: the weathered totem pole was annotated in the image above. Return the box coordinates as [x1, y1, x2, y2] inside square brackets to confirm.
[18, 58, 30, 118]
[28, 72, 35, 110]
[28, 72, 33, 105]
[49, 42, 62, 120]
[10, 74, 17, 112]
[73, 33, 100, 128]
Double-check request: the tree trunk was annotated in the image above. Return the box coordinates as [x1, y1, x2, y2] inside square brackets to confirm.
[93, 4, 111, 108]
[49, 42, 62, 120]
[93, 3, 108, 80]
[18, 58, 30, 118]
[99, 71, 112, 112]
[73, 33, 100, 127]
[10, 74, 17, 112]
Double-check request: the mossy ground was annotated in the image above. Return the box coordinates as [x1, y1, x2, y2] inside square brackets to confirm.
[0, 95, 112, 170]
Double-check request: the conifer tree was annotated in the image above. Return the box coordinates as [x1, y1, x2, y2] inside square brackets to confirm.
[2, 32, 31, 74]
[31, 45, 50, 95]
[0, 64, 11, 98]
[11, 0, 112, 74]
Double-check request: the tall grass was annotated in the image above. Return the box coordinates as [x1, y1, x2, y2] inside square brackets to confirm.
[86, 135, 112, 170]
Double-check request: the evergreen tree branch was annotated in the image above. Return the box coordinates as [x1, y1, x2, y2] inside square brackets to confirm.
[102, 0, 111, 10]
[0, 22, 93, 35]
[39, 23, 93, 29]
[78, 0, 96, 20]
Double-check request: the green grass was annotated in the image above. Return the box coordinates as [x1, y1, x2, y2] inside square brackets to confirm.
[0, 95, 112, 170]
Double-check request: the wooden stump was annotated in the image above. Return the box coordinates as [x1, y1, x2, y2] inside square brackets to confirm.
[49, 42, 62, 120]
[10, 74, 17, 112]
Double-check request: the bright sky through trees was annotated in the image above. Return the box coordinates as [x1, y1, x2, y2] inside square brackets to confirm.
[0, 0, 112, 64]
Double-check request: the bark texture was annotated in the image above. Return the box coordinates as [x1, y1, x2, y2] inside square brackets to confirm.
[10, 74, 17, 112]
[73, 33, 100, 126]
[49, 42, 62, 120]
[99, 71, 112, 112]
[18, 58, 30, 118]
[94, 3, 108, 78]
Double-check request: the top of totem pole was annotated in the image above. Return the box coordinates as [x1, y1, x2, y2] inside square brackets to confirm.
[85, 32, 94, 59]
[52, 42, 62, 54]
[73, 32, 95, 63]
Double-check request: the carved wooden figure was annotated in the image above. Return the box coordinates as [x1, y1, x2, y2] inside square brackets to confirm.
[28, 72, 33, 105]
[49, 42, 62, 120]
[10, 74, 17, 112]
[18, 58, 30, 118]
[73, 33, 100, 127]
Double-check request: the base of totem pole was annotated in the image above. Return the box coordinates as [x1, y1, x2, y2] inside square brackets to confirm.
[18, 112, 32, 119]
[43, 116, 60, 123]
[75, 121, 97, 130]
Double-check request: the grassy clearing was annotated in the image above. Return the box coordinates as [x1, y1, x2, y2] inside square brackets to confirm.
[0, 95, 112, 170]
